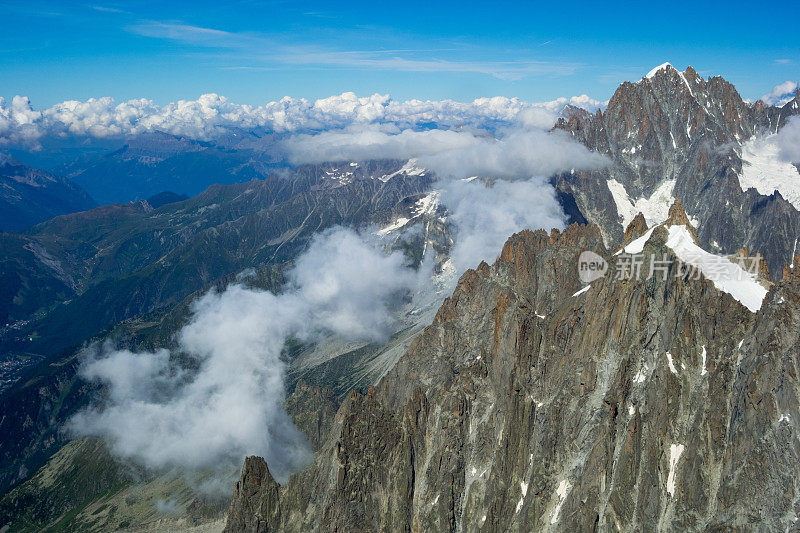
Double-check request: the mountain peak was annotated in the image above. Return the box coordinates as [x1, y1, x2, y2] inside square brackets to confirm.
[665, 198, 700, 243]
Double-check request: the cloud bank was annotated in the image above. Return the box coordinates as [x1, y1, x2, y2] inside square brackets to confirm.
[283, 124, 608, 179]
[61, 80, 610, 488]
[68, 227, 419, 485]
[0, 92, 606, 147]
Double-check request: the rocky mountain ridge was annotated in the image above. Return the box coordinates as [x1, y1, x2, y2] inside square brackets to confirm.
[224, 201, 800, 531]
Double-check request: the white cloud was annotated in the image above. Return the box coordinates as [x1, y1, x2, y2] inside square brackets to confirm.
[288, 228, 416, 340]
[440, 178, 567, 272]
[760, 80, 799, 106]
[67, 227, 419, 487]
[416, 128, 609, 180]
[283, 124, 609, 180]
[282, 127, 479, 165]
[777, 115, 800, 163]
[0, 92, 606, 147]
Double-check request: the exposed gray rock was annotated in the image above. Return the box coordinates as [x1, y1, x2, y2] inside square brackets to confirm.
[284, 381, 338, 452]
[224, 457, 281, 533]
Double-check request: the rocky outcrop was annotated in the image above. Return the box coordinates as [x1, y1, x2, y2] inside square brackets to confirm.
[224, 457, 281, 533]
[623, 213, 648, 244]
[226, 221, 800, 531]
[665, 199, 700, 242]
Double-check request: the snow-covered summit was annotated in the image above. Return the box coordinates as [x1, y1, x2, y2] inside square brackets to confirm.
[645, 62, 674, 79]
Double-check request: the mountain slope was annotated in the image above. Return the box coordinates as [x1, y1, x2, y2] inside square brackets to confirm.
[0, 155, 95, 232]
[224, 205, 800, 531]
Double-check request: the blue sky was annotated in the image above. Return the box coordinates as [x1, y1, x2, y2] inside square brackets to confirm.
[1, 0, 798, 106]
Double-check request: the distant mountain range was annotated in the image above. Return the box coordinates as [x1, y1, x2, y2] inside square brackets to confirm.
[0, 155, 95, 232]
[55, 131, 281, 205]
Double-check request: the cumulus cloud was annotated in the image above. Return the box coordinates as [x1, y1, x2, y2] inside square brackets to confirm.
[0, 92, 605, 147]
[777, 115, 800, 163]
[68, 227, 418, 487]
[760, 81, 799, 106]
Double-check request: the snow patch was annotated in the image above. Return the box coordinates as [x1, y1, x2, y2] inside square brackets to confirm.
[379, 158, 426, 182]
[515, 481, 529, 513]
[634, 364, 648, 383]
[607, 179, 676, 229]
[700, 345, 707, 376]
[550, 479, 572, 524]
[666, 444, 684, 496]
[740, 134, 800, 210]
[666, 226, 768, 312]
[377, 217, 410, 236]
[621, 225, 768, 312]
[645, 62, 673, 79]
[666, 352, 678, 375]
[414, 191, 440, 217]
[618, 227, 656, 255]
[572, 285, 591, 297]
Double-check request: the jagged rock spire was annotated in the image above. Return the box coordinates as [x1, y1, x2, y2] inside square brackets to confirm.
[664, 198, 700, 243]
[224, 456, 281, 532]
[783, 255, 800, 281]
[623, 213, 648, 244]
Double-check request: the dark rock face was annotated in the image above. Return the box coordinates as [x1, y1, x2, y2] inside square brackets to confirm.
[225, 457, 282, 533]
[226, 222, 800, 531]
[284, 381, 339, 452]
[623, 213, 648, 244]
[554, 64, 800, 279]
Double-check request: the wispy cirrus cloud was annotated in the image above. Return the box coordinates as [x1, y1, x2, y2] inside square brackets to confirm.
[91, 5, 130, 14]
[126, 21, 578, 80]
